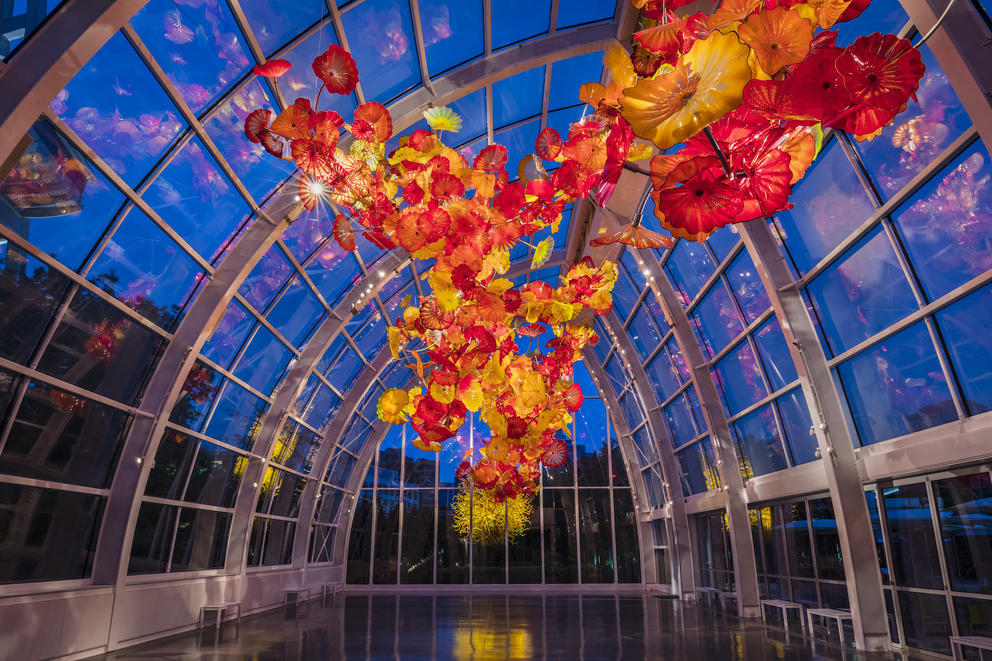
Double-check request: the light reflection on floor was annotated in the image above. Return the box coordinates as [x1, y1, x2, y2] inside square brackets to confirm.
[95, 593, 931, 660]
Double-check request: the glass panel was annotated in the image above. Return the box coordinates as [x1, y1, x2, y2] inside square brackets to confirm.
[783, 501, 814, 578]
[436, 489, 469, 583]
[128, 501, 176, 574]
[446, 88, 487, 145]
[712, 341, 766, 417]
[934, 472, 992, 594]
[508, 504, 541, 583]
[54, 33, 184, 186]
[641, 466, 665, 509]
[239, 244, 293, 312]
[0, 121, 125, 271]
[752, 317, 797, 391]
[557, 0, 614, 28]
[37, 288, 166, 406]
[422, 0, 483, 75]
[897, 591, 952, 654]
[549, 52, 603, 111]
[732, 404, 788, 479]
[0, 484, 104, 583]
[372, 489, 400, 583]
[201, 300, 253, 369]
[203, 379, 268, 449]
[375, 426, 401, 488]
[575, 398, 609, 486]
[0, 247, 69, 366]
[776, 389, 817, 465]
[676, 443, 708, 497]
[491, 0, 550, 49]
[579, 489, 614, 583]
[473, 501, 505, 584]
[806, 227, 916, 356]
[130, 0, 252, 114]
[303, 384, 341, 433]
[203, 80, 294, 200]
[664, 241, 714, 305]
[400, 489, 435, 583]
[306, 242, 360, 305]
[662, 395, 696, 448]
[954, 596, 992, 639]
[773, 140, 876, 276]
[346, 489, 373, 583]
[611, 435, 629, 487]
[724, 250, 769, 323]
[543, 489, 577, 583]
[836, 322, 955, 446]
[852, 48, 971, 201]
[865, 489, 890, 584]
[341, 0, 420, 102]
[494, 120, 540, 178]
[833, 0, 908, 47]
[614, 490, 641, 582]
[937, 281, 992, 416]
[690, 282, 744, 359]
[263, 471, 305, 518]
[267, 277, 325, 347]
[232, 325, 293, 395]
[645, 344, 681, 403]
[610, 267, 639, 322]
[882, 481, 944, 590]
[170, 507, 230, 571]
[261, 519, 295, 566]
[894, 142, 992, 301]
[2, 377, 131, 488]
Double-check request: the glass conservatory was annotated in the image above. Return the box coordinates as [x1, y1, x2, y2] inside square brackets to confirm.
[0, 0, 991, 658]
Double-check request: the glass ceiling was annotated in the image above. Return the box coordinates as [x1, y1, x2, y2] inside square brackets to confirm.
[3, 0, 992, 590]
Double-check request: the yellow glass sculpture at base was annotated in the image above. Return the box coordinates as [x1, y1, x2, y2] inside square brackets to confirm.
[451, 484, 534, 545]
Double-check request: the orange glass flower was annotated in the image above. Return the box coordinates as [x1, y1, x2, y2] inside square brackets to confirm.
[737, 7, 814, 76]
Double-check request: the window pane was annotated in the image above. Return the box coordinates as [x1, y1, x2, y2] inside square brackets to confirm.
[614, 490, 641, 582]
[261, 470, 305, 518]
[203, 380, 268, 449]
[549, 52, 603, 111]
[690, 282, 744, 359]
[347, 489, 373, 583]
[776, 389, 817, 465]
[557, 0, 614, 28]
[933, 472, 992, 594]
[954, 596, 992, 639]
[661, 395, 695, 449]
[422, 0, 483, 75]
[628, 303, 664, 360]
[473, 502, 505, 584]
[578, 488, 614, 583]
[543, 489, 577, 583]
[239, 244, 293, 312]
[645, 346, 681, 403]
[937, 280, 992, 417]
[0, 484, 104, 583]
[782, 502, 814, 578]
[753, 317, 797, 391]
[725, 250, 769, 323]
[508, 504, 541, 583]
[712, 341, 766, 417]
[897, 591, 951, 654]
[201, 301, 253, 369]
[436, 489, 469, 583]
[128, 501, 176, 575]
[400, 490, 435, 583]
[732, 404, 788, 479]
[774, 140, 875, 276]
[836, 322, 955, 446]
[232, 325, 293, 395]
[170, 507, 230, 572]
[261, 519, 295, 566]
[341, 0, 420, 102]
[372, 489, 400, 583]
[491, 0, 550, 49]
[575, 399, 609, 486]
[808, 497, 844, 581]
[882, 481, 944, 590]
[267, 278, 325, 347]
[806, 226, 916, 356]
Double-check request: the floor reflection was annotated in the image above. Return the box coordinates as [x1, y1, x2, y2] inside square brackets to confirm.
[96, 593, 932, 660]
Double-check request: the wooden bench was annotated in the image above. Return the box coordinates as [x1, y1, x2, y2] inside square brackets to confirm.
[806, 608, 853, 647]
[760, 599, 805, 634]
[950, 635, 992, 660]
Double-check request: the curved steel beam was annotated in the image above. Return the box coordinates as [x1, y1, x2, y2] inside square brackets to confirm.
[740, 219, 890, 650]
[0, 0, 149, 166]
[644, 250, 762, 618]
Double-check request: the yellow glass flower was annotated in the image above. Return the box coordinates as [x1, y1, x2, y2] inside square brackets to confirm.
[531, 236, 554, 269]
[620, 31, 753, 150]
[737, 7, 814, 76]
[377, 388, 410, 424]
[424, 106, 463, 133]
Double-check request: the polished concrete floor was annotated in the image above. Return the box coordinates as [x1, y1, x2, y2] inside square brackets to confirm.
[95, 593, 931, 660]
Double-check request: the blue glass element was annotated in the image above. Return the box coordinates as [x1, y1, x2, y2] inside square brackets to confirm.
[806, 226, 916, 356]
[238, 0, 324, 56]
[303, 384, 341, 432]
[833, 0, 908, 47]
[422, 0, 483, 75]
[201, 301, 254, 368]
[776, 389, 817, 465]
[233, 326, 293, 395]
[706, 227, 739, 262]
[645, 344, 681, 403]
[239, 244, 292, 312]
[53, 33, 184, 186]
[665, 241, 715, 305]
[446, 88, 487, 144]
[611, 266, 639, 321]
[713, 341, 766, 417]
[278, 25, 357, 123]
[143, 138, 250, 262]
[629, 303, 664, 360]
[0, 121, 125, 271]
[662, 394, 696, 447]
[773, 140, 876, 276]
[341, 0, 420, 102]
[725, 250, 769, 323]
[204, 380, 268, 449]
[690, 282, 745, 360]
[491, 0, 551, 49]
[492, 67, 545, 128]
[268, 278, 325, 346]
[549, 51, 603, 111]
[937, 282, 992, 416]
[324, 342, 364, 391]
[495, 119, 540, 176]
[306, 244, 360, 305]
[631, 424, 657, 464]
[88, 208, 204, 329]
[620, 390, 644, 429]
[557, 0, 615, 28]
[852, 49, 971, 201]
[893, 142, 992, 301]
[836, 322, 955, 446]
[753, 317, 797, 391]
[130, 0, 252, 114]
[204, 80, 294, 201]
[732, 404, 788, 478]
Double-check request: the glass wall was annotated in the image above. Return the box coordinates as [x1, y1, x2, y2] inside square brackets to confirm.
[344, 389, 641, 585]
